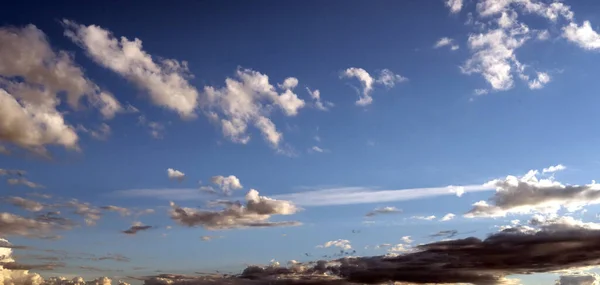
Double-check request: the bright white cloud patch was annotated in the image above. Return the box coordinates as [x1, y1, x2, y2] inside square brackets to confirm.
[306, 87, 333, 111]
[528, 72, 551, 89]
[434, 37, 459, 50]
[167, 168, 185, 182]
[0, 25, 122, 154]
[317, 239, 351, 250]
[401, 236, 413, 244]
[210, 175, 243, 195]
[543, 164, 566, 173]
[341, 67, 406, 106]
[63, 20, 199, 118]
[203, 68, 305, 150]
[440, 213, 456, 221]
[445, 0, 463, 14]
[563, 21, 600, 50]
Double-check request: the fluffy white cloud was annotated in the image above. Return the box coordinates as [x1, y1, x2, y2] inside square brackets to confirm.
[528, 72, 551, 89]
[434, 37, 459, 50]
[445, 0, 463, 14]
[0, 25, 121, 154]
[278, 77, 298, 90]
[169, 189, 300, 230]
[466, 168, 600, 218]
[317, 239, 351, 250]
[401, 236, 413, 244]
[306, 87, 333, 111]
[543, 164, 566, 173]
[341, 67, 407, 106]
[210, 175, 242, 195]
[167, 168, 185, 182]
[563, 21, 600, 50]
[203, 68, 305, 150]
[63, 20, 199, 118]
[440, 213, 456, 221]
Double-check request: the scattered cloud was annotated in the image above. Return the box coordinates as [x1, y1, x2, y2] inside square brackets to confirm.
[308, 146, 329, 154]
[167, 168, 185, 182]
[100, 205, 131, 216]
[440, 213, 456, 222]
[0, 212, 70, 238]
[341, 67, 406, 106]
[138, 115, 166, 139]
[64, 200, 102, 226]
[123, 223, 153, 235]
[210, 175, 243, 195]
[445, 0, 463, 14]
[76, 123, 112, 140]
[200, 235, 223, 241]
[473, 88, 489, 96]
[0, 24, 122, 154]
[306, 88, 333, 111]
[202, 68, 304, 151]
[563, 21, 600, 50]
[4, 197, 44, 212]
[63, 20, 199, 118]
[7, 178, 43, 189]
[317, 239, 351, 250]
[169, 189, 301, 230]
[543, 164, 566, 173]
[412, 215, 436, 221]
[434, 37, 459, 50]
[401, 236, 413, 244]
[365, 206, 402, 217]
[527, 71, 551, 89]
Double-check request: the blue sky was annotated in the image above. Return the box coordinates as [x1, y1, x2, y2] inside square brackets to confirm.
[3, 0, 600, 284]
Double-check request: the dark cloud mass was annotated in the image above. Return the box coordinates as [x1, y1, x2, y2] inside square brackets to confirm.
[122, 224, 153, 235]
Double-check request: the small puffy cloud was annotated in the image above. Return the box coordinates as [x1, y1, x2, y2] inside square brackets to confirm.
[76, 123, 111, 140]
[401, 236, 413, 244]
[7, 178, 43, 189]
[64, 200, 102, 226]
[210, 175, 243, 195]
[365, 206, 403, 217]
[306, 87, 333, 111]
[341, 67, 407, 106]
[445, 0, 463, 14]
[4, 197, 44, 212]
[100, 205, 131, 216]
[0, 25, 122, 154]
[203, 68, 305, 150]
[543, 164, 566, 173]
[63, 20, 199, 118]
[167, 168, 185, 182]
[412, 215, 436, 221]
[465, 168, 600, 218]
[563, 21, 600, 50]
[388, 243, 410, 253]
[169, 189, 300, 230]
[317, 239, 351, 250]
[278, 77, 298, 90]
[440, 213, 456, 221]
[528, 72, 551, 89]
[434, 37, 460, 50]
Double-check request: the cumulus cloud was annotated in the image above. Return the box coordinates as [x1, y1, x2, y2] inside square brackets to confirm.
[167, 168, 185, 182]
[210, 175, 243, 195]
[63, 20, 199, 118]
[563, 21, 600, 50]
[203, 68, 305, 150]
[4, 197, 44, 212]
[317, 239, 351, 250]
[365, 206, 402, 217]
[433, 37, 460, 50]
[543, 164, 566, 173]
[445, 0, 463, 14]
[440, 213, 456, 221]
[466, 167, 600, 218]
[401, 236, 413, 244]
[341, 67, 407, 106]
[305, 88, 333, 111]
[0, 25, 122, 154]
[527, 71, 551, 89]
[169, 189, 300, 230]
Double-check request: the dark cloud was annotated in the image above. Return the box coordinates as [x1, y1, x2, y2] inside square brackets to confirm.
[365, 207, 402, 217]
[91, 253, 131, 262]
[0, 261, 65, 271]
[123, 224, 153, 235]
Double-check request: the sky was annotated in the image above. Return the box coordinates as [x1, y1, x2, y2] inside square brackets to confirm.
[3, 0, 600, 284]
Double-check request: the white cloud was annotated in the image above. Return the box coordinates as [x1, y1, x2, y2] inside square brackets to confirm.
[273, 185, 493, 206]
[317, 239, 351, 250]
[412, 215, 436, 221]
[528, 72, 551, 89]
[388, 243, 411, 253]
[434, 37, 460, 50]
[63, 20, 199, 118]
[203, 68, 304, 150]
[210, 175, 243, 195]
[543, 164, 566, 173]
[401, 236, 413, 244]
[473, 89, 489, 96]
[563, 21, 600, 50]
[445, 0, 463, 14]
[465, 167, 600, 218]
[440, 213, 456, 221]
[365, 206, 402, 217]
[278, 77, 298, 90]
[64, 200, 102, 226]
[306, 87, 333, 111]
[167, 168, 185, 182]
[0, 25, 122, 154]
[537, 29, 550, 40]
[341, 68, 407, 106]
[169, 189, 300, 230]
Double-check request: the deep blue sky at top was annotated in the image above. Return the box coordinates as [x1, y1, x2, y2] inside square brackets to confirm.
[3, 0, 600, 281]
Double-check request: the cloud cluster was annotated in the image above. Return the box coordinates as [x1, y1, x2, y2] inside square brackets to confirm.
[202, 68, 304, 151]
[169, 189, 300, 230]
[63, 20, 198, 118]
[0, 212, 70, 238]
[340, 68, 407, 106]
[0, 25, 122, 154]
[465, 168, 600, 218]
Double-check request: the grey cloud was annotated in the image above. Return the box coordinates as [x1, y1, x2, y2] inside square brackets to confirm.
[7, 178, 44, 188]
[123, 224, 153, 235]
[100, 205, 132, 216]
[0, 212, 71, 238]
[4, 196, 44, 212]
[91, 253, 131, 263]
[170, 189, 300, 230]
[365, 207, 402, 217]
[64, 200, 102, 226]
[557, 273, 599, 285]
